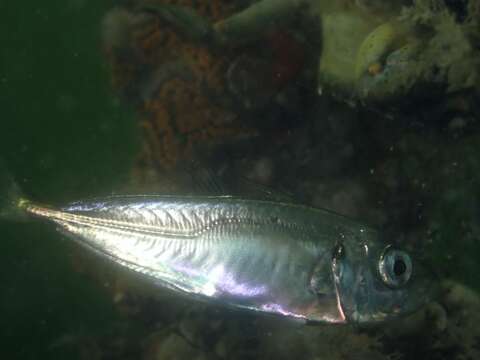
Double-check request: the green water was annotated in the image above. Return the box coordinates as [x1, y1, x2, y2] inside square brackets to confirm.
[0, 1, 138, 358]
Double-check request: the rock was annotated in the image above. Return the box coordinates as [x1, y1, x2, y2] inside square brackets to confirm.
[143, 332, 206, 360]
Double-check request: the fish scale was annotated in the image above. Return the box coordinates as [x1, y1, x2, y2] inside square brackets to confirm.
[5, 193, 431, 324]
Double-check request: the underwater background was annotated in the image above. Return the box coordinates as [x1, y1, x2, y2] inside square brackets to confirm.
[1, 0, 479, 359]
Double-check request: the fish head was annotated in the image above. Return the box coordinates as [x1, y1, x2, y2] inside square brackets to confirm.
[331, 227, 434, 324]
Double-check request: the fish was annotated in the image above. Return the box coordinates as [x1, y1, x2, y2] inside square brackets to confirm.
[0, 169, 432, 324]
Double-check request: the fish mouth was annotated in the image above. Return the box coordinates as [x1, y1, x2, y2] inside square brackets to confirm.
[332, 284, 348, 323]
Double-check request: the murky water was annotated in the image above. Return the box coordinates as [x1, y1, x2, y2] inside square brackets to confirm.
[1, 1, 479, 359]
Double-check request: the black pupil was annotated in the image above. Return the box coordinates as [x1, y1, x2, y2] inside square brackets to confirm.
[393, 258, 407, 276]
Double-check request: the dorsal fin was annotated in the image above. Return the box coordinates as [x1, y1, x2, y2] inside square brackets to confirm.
[182, 162, 298, 203]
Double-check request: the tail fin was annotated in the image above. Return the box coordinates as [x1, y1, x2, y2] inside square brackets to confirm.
[0, 162, 28, 221]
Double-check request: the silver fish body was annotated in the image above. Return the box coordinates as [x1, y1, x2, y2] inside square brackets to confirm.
[21, 195, 431, 324]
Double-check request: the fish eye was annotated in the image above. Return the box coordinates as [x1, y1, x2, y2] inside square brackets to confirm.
[378, 246, 412, 288]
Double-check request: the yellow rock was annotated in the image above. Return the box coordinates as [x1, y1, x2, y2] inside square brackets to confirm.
[355, 21, 408, 80]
